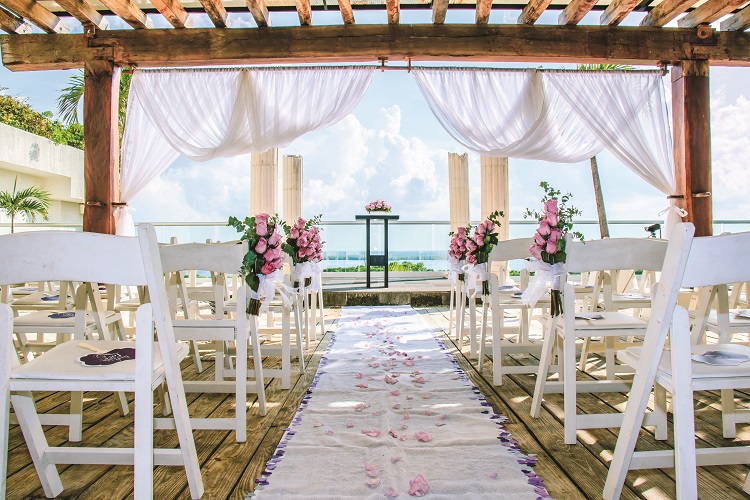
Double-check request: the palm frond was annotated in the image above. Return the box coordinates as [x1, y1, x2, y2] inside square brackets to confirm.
[17, 199, 50, 222]
[13, 186, 52, 205]
[57, 70, 85, 125]
[577, 64, 634, 71]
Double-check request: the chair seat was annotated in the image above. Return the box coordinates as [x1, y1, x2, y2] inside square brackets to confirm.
[619, 343, 750, 380]
[705, 309, 750, 328]
[11, 340, 189, 381]
[11, 292, 73, 308]
[14, 310, 118, 328]
[564, 311, 647, 331]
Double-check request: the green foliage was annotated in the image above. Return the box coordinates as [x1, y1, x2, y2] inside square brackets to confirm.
[0, 91, 84, 149]
[326, 261, 434, 272]
[56, 69, 132, 136]
[577, 64, 635, 71]
[0, 177, 51, 233]
[523, 181, 585, 243]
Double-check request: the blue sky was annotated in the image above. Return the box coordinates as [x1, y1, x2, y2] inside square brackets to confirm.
[1, 9, 748, 226]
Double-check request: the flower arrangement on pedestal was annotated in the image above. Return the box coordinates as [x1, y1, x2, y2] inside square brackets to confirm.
[228, 213, 285, 315]
[365, 199, 392, 213]
[464, 211, 503, 296]
[522, 182, 584, 316]
[282, 215, 324, 290]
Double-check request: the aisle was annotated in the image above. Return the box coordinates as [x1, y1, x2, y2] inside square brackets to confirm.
[251, 306, 549, 499]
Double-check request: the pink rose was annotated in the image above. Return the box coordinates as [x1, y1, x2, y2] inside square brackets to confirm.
[256, 221, 268, 237]
[459, 244, 466, 252]
[546, 239, 558, 254]
[530, 244, 544, 260]
[295, 218, 306, 230]
[268, 232, 281, 246]
[298, 234, 309, 247]
[255, 238, 268, 254]
[473, 234, 485, 247]
[290, 227, 300, 239]
[548, 228, 563, 243]
[476, 224, 486, 236]
[466, 240, 477, 252]
[306, 247, 316, 257]
[255, 213, 269, 223]
[457, 226, 466, 235]
[546, 212, 559, 227]
[543, 200, 558, 215]
[298, 248, 307, 259]
[261, 262, 275, 275]
[466, 254, 478, 264]
[486, 221, 495, 233]
[537, 219, 551, 236]
[533, 232, 546, 246]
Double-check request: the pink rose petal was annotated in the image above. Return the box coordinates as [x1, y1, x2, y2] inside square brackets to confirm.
[384, 486, 399, 498]
[390, 390, 400, 396]
[404, 360, 415, 367]
[415, 431, 433, 442]
[390, 456, 402, 464]
[356, 373, 364, 379]
[356, 383, 369, 389]
[384, 375, 397, 385]
[324, 429, 335, 435]
[399, 435, 408, 441]
[365, 462, 380, 477]
[362, 430, 381, 437]
[346, 422, 355, 428]
[392, 404, 402, 410]
[404, 414, 410, 420]
[413, 377, 425, 384]
[389, 429, 399, 438]
[408, 474, 430, 497]
[354, 403, 371, 413]
[405, 396, 413, 401]
[489, 472, 498, 479]
[435, 422, 446, 427]
[367, 478, 381, 488]
[400, 424, 408, 430]
[313, 423, 324, 427]
[425, 410, 431, 416]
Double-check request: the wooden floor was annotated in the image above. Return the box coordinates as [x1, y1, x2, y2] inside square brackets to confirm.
[5, 307, 750, 499]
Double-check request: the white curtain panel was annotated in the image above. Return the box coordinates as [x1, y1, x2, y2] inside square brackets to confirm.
[546, 71, 675, 196]
[412, 68, 603, 162]
[117, 66, 374, 234]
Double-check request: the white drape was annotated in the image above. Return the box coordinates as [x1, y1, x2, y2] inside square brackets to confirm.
[412, 68, 603, 163]
[117, 66, 374, 234]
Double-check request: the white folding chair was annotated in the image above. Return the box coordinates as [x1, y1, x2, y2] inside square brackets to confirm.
[158, 240, 267, 443]
[530, 236, 669, 444]
[0, 225, 203, 499]
[603, 225, 750, 498]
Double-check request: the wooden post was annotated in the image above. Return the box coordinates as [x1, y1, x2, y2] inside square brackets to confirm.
[671, 60, 712, 236]
[83, 60, 120, 234]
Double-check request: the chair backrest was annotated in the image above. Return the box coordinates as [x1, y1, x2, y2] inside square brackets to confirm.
[681, 233, 750, 288]
[159, 241, 247, 275]
[488, 238, 534, 263]
[564, 236, 668, 274]
[0, 231, 147, 287]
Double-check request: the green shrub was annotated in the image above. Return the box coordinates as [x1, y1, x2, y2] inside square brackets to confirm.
[0, 92, 83, 149]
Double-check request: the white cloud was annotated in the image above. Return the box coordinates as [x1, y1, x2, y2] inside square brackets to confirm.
[711, 94, 750, 216]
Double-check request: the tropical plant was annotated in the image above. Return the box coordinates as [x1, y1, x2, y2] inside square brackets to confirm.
[577, 63, 633, 239]
[57, 68, 132, 135]
[0, 90, 84, 148]
[0, 177, 51, 233]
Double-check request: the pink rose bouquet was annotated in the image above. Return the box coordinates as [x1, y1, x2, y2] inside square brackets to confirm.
[282, 215, 323, 265]
[365, 199, 392, 213]
[464, 210, 504, 295]
[228, 213, 285, 315]
[448, 225, 471, 282]
[523, 182, 584, 316]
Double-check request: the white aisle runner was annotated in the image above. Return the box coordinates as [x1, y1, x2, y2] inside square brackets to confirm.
[251, 306, 550, 499]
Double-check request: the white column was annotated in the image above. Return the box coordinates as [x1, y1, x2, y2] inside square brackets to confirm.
[283, 155, 303, 223]
[448, 152, 470, 230]
[250, 148, 278, 216]
[480, 156, 510, 240]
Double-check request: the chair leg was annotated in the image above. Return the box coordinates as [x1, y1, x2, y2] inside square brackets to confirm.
[531, 317, 557, 418]
[469, 296, 478, 360]
[281, 307, 291, 390]
[492, 305, 503, 387]
[190, 340, 203, 374]
[134, 332, 154, 499]
[293, 300, 305, 373]
[449, 286, 455, 339]
[11, 392, 64, 497]
[563, 333, 578, 445]
[579, 338, 591, 372]
[457, 286, 466, 348]
[669, 329, 698, 498]
[653, 384, 668, 441]
[478, 298, 489, 372]
[605, 337, 617, 380]
[721, 389, 737, 439]
[249, 315, 267, 417]
[69, 391, 83, 441]
[115, 391, 130, 417]
[235, 323, 248, 443]
[317, 287, 325, 338]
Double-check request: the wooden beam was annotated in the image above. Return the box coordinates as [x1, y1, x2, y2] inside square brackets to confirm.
[679, 0, 746, 28]
[150, 0, 193, 28]
[386, 0, 399, 24]
[97, 0, 153, 29]
[640, 0, 694, 27]
[2, 25, 750, 71]
[338, 0, 354, 24]
[83, 60, 120, 235]
[245, 0, 269, 27]
[476, 0, 491, 24]
[518, 0, 553, 25]
[0, 0, 68, 33]
[294, 0, 311, 26]
[721, 5, 750, 31]
[432, 0, 449, 24]
[54, 0, 109, 30]
[0, 7, 31, 33]
[558, 0, 598, 25]
[671, 60, 712, 237]
[600, 0, 639, 26]
[197, 0, 229, 28]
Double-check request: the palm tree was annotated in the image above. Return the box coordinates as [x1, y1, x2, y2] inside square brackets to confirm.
[57, 68, 132, 135]
[0, 177, 51, 233]
[577, 64, 633, 239]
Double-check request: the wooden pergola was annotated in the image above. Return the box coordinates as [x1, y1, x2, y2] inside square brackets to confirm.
[1, 0, 749, 236]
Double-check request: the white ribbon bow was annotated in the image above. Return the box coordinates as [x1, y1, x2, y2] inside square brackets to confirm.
[521, 259, 567, 309]
[296, 261, 323, 292]
[448, 257, 463, 284]
[249, 269, 291, 314]
[659, 203, 689, 239]
[462, 262, 488, 298]
[113, 206, 136, 237]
